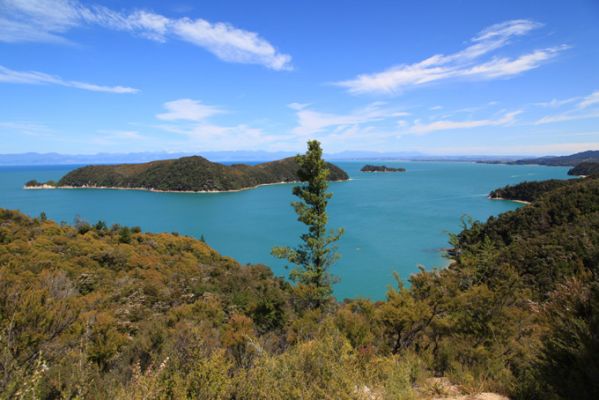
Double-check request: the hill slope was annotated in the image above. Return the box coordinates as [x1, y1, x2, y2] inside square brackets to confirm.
[511, 150, 599, 166]
[27, 156, 349, 192]
[568, 161, 599, 176]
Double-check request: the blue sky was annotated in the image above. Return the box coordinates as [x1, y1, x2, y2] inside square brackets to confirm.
[1, 0, 599, 155]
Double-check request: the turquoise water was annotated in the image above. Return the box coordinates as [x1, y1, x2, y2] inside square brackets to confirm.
[0, 162, 570, 300]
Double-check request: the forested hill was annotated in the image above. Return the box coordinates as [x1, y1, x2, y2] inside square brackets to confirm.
[510, 150, 599, 166]
[568, 161, 599, 176]
[468, 176, 599, 295]
[489, 179, 577, 202]
[2, 176, 598, 398]
[26, 156, 349, 192]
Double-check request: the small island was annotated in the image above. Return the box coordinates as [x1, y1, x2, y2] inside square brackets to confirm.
[361, 164, 406, 173]
[24, 156, 350, 193]
[24, 179, 57, 189]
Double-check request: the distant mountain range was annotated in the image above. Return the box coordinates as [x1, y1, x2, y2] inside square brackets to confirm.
[0, 151, 527, 166]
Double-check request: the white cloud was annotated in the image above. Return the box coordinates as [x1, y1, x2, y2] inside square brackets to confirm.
[534, 89, 599, 124]
[0, 65, 138, 93]
[91, 129, 146, 146]
[291, 103, 409, 136]
[153, 98, 283, 150]
[459, 46, 567, 78]
[97, 130, 144, 140]
[409, 111, 521, 134]
[156, 99, 224, 121]
[534, 97, 580, 108]
[535, 110, 599, 125]
[288, 102, 310, 111]
[157, 122, 284, 151]
[579, 90, 599, 109]
[0, 121, 55, 137]
[335, 20, 566, 94]
[0, 0, 292, 70]
[172, 18, 292, 71]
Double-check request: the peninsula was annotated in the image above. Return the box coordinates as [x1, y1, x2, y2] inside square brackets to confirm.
[568, 161, 599, 176]
[361, 164, 406, 173]
[24, 156, 349, 192]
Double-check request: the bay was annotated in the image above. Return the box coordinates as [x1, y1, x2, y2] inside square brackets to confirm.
[0, 161, 570, 299]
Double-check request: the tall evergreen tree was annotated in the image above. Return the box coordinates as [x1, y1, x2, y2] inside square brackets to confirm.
[272, 140, 344, 309]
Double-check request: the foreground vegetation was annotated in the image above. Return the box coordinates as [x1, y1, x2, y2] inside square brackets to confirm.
[3, 164, 599, 398]
[25, 156, 349, 192]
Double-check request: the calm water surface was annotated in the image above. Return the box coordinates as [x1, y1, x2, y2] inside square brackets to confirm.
[0, 161, 570, 299]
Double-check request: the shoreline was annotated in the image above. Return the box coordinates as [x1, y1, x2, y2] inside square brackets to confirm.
[23, 178, 351, 194]
[488, 196, 531, 205]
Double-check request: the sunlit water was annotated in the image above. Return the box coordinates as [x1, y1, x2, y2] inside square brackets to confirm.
[0, 161, 570, 299]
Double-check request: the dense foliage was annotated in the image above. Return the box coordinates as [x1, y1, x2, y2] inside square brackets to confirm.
[568, 161, 599, 176]
[488, 179, 577, 202]
[2, 176, 598, 399]
[28, 156, 349, 192]
[361, 165, 406, 172]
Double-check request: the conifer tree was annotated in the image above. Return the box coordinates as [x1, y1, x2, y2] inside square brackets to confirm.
[272, 140, 344, 309]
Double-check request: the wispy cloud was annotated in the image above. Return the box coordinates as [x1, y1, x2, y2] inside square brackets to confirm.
[97, 130, 144, 140]
[534, 89, 599, 125]
[153, 98, 282, 150]
[535, 110, 599, 125]
[91, 129, 146, 146]
[579, 90, 599, 109]
[335, 20, 566, 94]
[159, 123, 282, 151]
[0, 0, 292, 70]
[409, 111, 521, 134]
[156, 99, 224, 121]
[426, 141, 599, 156]
[291, 102, 409, 136]
[0, 121, 55, 137]
[0, 65, 139, 93]
[534, 97, 580, 108]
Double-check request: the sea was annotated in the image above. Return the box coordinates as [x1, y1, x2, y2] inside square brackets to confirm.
[0, 161, 571, 300]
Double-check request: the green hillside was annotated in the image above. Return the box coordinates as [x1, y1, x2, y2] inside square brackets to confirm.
[568, 161, 599, 176]
[489, 179, 576, 202]
[511, 150, 599, 166]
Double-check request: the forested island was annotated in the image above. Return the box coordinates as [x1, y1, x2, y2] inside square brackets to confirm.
[361, 164, 406, 172]
[24, 155, 349, 192]
[3, 147, 598, 399]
